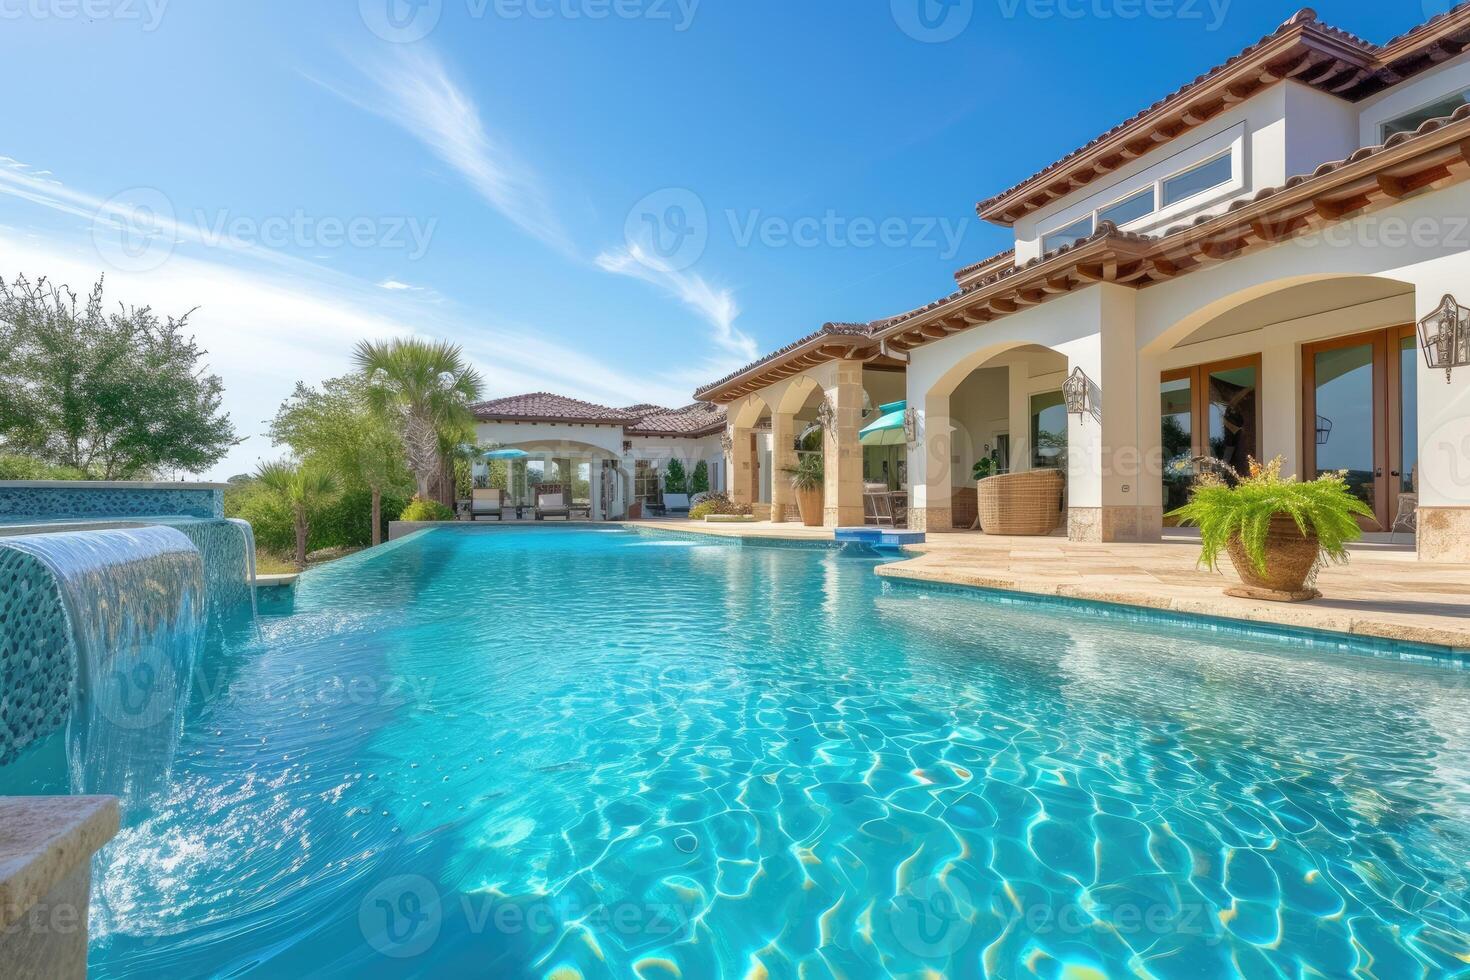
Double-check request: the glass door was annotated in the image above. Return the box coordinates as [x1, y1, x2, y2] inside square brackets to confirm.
[1303, 326, 1415, 531]
[1160, 356, 1261, 519]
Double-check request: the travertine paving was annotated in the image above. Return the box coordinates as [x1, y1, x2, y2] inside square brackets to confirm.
[627, 520, 1470, 650]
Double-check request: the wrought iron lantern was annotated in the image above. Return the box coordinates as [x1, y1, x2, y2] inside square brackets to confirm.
[1418, 293, 1470, 383]
[720, 430, 733, 458]
[815, 395, 837, 435]
[903, 407, 917, 446]
[1314, 415, 1333, 446]
[1061, 367, 1101, 423]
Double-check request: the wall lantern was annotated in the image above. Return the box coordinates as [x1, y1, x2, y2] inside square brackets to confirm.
[1062, 367, 1101, 423]
[1419, 293, 1470, 383]
[1314, 415, 1333, 446]
[903, 407, 918, 446]
[720, 431, 733, 458]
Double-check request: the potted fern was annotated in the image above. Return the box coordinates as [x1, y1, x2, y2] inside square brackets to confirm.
[784, 454, 825, 527]
[1168, 456, 1373, 601]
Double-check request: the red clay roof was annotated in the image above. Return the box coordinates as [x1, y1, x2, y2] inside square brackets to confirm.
[625, 402, 727, 437]
[472, 392, 636, 424]
[976, 6, 1470, 225]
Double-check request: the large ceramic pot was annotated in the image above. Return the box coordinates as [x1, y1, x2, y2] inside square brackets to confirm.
[1224, 514, 1321, 598]
[795, 486, 824, 527]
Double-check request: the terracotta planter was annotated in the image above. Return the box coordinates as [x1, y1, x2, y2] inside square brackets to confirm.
[1224, 514, 1322, 601]
[795, 486, 824, 527]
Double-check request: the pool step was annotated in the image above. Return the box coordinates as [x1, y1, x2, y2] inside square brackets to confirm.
[834, 527, 926, 550]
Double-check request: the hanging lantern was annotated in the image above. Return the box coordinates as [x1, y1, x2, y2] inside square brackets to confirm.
[1418, 294, 1470, 383]
[1062, 367, 1101, 423]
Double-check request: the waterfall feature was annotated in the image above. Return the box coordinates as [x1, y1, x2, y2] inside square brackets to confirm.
[164, 517, 259, 625]
[1, 526, 205, 808]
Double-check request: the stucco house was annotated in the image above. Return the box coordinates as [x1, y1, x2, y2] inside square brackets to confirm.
[470, 393, 726, 519]
[699, 7, 1470, 562]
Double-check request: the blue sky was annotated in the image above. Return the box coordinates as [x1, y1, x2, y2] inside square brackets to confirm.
[0, 0, 1442, 478]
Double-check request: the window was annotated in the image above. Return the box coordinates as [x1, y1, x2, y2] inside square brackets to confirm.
[634, 460, 662, 507]
[1161, 153, 1232, 207]
[1041, 216, 1094, 254]
[1098, 187, 1155, 227]
[1030, 391, 1067, 469]
[1381, 90, 1470, 141]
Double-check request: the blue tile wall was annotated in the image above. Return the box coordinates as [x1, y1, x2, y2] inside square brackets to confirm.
[0, 547, 74, 766]
[0, 485, 223, 521]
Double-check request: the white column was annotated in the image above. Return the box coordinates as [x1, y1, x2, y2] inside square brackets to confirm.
[590, 463, 603, 521]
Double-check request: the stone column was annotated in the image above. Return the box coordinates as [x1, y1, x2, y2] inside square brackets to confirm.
[1413, 287, 1470, 562]
[728, 425, 755, 508]
[1064, 284, 1149, 543]
[589, 463, 603, 521]
[823, 360, 866, 528]
[770, 412, 797, 522]
[911, 392, 952, 532]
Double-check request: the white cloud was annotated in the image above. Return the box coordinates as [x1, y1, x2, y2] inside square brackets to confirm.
[378, 278, 419, 291]
[595, 244, 759, 362]
[314, 47, 573, 257]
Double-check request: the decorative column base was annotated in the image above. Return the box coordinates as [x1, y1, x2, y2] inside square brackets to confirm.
[1068, 506, 1160, 543]
[823, 505, 865, 528]
[908, 506, 952, 533]
[751, 502, 772, 522]
[1418, 507, 1470, 563]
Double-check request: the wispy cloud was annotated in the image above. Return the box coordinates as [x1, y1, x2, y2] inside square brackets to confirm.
[595, 244, 758, 362]
[378, 278, 419, 291]
[313, 47, 573, 257]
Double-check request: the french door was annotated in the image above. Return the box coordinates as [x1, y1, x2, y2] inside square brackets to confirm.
[1160, 355, 1262, 516]
[1302, 326, 1417, 531]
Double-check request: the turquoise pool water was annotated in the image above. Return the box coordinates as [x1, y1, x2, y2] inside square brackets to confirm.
[5, 525, 1470, 977]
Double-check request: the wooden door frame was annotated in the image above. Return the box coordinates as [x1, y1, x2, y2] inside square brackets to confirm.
[1160, 353, 1264, 460]
[1301, 326, 1411, 531]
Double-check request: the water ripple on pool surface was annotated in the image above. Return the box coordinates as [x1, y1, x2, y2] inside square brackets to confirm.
[5, 526, 1469, 977]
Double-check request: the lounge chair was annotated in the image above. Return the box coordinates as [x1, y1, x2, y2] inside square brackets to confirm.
[977, 469, 1064, 535]
[864, 483, 895, 526]
[663, 493, 691, 517]
[535, 487, 570, 521]
[471, 488, 504, 521]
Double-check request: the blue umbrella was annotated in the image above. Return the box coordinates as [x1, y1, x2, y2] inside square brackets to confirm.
[483, 448, 530, 460]
[859, 401, 907, 446]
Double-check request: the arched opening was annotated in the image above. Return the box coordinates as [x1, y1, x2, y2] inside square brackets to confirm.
[1149, 274, 1417, 534]
[919, 341, 1069, 531]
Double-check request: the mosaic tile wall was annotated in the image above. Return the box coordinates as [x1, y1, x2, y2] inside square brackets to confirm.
[0, 547, 74, 767]
[0, 485, 223, 521]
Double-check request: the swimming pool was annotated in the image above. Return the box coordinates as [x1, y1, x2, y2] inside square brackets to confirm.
[5, 525, 1469, 976]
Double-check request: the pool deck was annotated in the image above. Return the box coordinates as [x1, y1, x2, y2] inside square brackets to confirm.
[625, 520, 1470, 651]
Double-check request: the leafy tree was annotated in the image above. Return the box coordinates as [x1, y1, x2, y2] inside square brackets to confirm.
[664, 458, 688, 494]
[689, 460, 710, 495]
[269, 374, 411, 546]
[0, 275, 237, 478]
[353, 338, 483, 502]
[255, 460, 338, 570]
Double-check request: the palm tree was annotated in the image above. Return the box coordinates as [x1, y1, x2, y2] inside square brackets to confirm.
[256, 459, 337, 570]
[353, 338, 484, 500]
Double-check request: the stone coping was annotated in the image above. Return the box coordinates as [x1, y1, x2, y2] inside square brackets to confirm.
[0, 481, 230, 490]
[0, 796, 119, 932]
[255, 573, 298, 588]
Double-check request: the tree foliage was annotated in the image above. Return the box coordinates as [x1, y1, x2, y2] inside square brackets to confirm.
[0, 275, 237, 478]
[663, 458, 688, 494]
[255, 459, 338, 569]
[689, 460, 710, 495]
[353, 338, 483, 501]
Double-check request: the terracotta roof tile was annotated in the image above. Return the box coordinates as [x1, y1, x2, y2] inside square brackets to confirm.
[472, 392, 635, 423]
[625, 402, 727, 437]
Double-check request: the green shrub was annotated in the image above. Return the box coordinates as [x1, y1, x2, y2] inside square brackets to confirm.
[664, 459, 687, 494]
[689, 460, 709, 494]
[399, 496, 455, 522]
[783, 453, 824, 492]
[224, 480, 294, 554]
[311, 489, 411, 549]
[0, 453, 89, 480]
[1167, 455, 1373, 576]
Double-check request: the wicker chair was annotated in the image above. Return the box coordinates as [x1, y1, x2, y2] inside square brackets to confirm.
[977, 469, 1064, 536]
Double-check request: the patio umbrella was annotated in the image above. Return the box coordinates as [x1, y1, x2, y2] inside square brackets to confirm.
[482, 448, 530, 460]
[859, 401, 907, 447]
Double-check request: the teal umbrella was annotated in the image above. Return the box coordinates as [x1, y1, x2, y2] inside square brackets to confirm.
[483, 448, 529, 460]
[859, 401, 907, 447]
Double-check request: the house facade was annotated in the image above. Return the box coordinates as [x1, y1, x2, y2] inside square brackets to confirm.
[698, 8, 1470, 563]
[470, 393, 726, 519]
